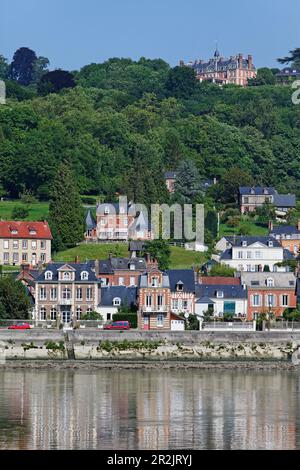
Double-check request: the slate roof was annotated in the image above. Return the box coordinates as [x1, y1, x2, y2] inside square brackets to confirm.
[85, 210, 96, 230]
[36, 262, 98, 283]
[239, 186, 277, 196]
[270, 225, 300, 235]
[283, 249, 295, 260]
[166, 269, 196, 293]
[139, 270, 170, 288]
[191, 55, 255, 73]
[276, 67, 300, 77]
[96, 201, 133, 216]
[196, 284, 247, 300]
[273, 194, 296, 208]
[224, 236, 282, 248]
[241, 272, 296, 288]
[164, 171, 177, 179]
[110, 257, 147, 271]
[129, 241, 146, 252]
[0, 221, 52, 239]
[99, 286, 137, 307]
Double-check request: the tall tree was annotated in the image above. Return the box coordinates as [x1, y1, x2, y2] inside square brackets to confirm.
[165, 66, 197, 99]
[8, 47, 37, 85]
[173, 160, 202, 203]
[143, 240, 171, 271]
[0, 277, 31, 319]
[32, 56, 50, 83]
[37, 70, 75, 95]
[278, 48, 300, 68]
[49, 162, 84, 248]
[0, 55, 9, 79]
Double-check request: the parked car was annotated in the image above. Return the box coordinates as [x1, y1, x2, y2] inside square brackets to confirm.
[104, 321, 130, 330]
[8, 322, 31, 330]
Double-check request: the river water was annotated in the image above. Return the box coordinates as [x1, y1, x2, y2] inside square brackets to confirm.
[0, 368, 299, 450]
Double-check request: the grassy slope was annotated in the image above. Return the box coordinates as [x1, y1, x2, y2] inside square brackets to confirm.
[53, 243, 208, 269]
[219, 221, 268, 237]
[0, 200, 49, 221]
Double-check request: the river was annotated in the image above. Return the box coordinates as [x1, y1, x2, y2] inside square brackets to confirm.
[0, 368, 299, 450]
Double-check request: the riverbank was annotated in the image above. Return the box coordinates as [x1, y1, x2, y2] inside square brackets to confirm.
[0, 359, 298, 370]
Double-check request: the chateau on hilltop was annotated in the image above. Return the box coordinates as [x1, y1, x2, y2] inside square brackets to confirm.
[181, 48, 256, 86]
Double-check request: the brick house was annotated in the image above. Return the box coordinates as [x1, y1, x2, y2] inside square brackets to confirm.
[240, 272, 297, 320]
[269, 221, 300, 255]
[97, 256, 148, 287]
[0, 220, 52, 267]
[164, 171, 177, 193]
[34, 262, 99, 323]
[167, 269, 196, 315]
[137, 267, 171, 330]
[183, 49, 256, 86]
[239, 187, 296, 215]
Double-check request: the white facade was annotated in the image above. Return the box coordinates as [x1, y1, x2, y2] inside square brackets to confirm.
[195, 297, 248, 318]
[95, 306, 117, 322]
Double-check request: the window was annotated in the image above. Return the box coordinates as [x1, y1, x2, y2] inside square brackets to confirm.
[86, 288, 92, 301]
[101, 219, 106, 226]
[31, 241, 37, 250]
[76, 307, 82, 320]
[50, 308, 57, 321]
[40, 253, 46, 263]
[151, 277, 158, 287]
[268, 240, 273, 247]
[22, 240, 27, 250]
[63, 272, 71, 280]
[3, 252, 9, 263]
[76, 288, 83, 301]
[22, 253, 28, 262]
[86, 307, 93, 314]
[40, 288, 47, 300]
[107, 313, 111, 321]
[157, 295, 163, 307]
[238, 251, 243, 259]
[246, 251, 252, 259]
[50, 288, 57, 300]
[157, 314, 164, 327]
[172, 299, 178, 310]
[13, 240, 19, 249]
[255, 251, 261, 259]
[40, 308, 46, 320]
[118, 277, 125, 286]
[45, 271, 52, 280]
[81, 271, 89, 280]
[216, 291, 224, 298]
[29, 229, 36, 235]
[3, 240, 9, 249]
[183, 300, 188, 310]
[62, 288, 71, 300]
[40, 240, 46, 250]
[104, 206, 110, 214]
[130, 277, 136, 286]
[267, 278, 274, 287]
[246, 265, 251, 272]
[129, 264, 135, 271]
[252, 294, 260, 307]
[176, 282, 183, 291]
[282, 295, 289, 307]
[244, 197, 249, 204]
[113, 297, 121, 306]
[242, 241, 247, 247]
[124, 218, 128, 226]
[267, 294, 275, 307]
[13, 253, 19, 264]
[146, 295, 152, 307]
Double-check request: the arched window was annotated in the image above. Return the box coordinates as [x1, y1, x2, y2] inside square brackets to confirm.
[50, 308, 57, 321]
[86, 307, 93, 314]
[63, 272, 71, 280]
[45, 271, 53, 280]
[40, 308, 46, 320]
[266, 278, 274, 287]
[81, 271, 89, 281]
[113, 297, 121, 306]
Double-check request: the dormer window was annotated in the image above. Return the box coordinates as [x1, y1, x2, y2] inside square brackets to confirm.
[104, 206, 109, 215]
[11, 229, 18, 234]
[216, 290, 224, 298]
[268, 240, 273, 247]
[45, 271, 53, 280]
[81, 271, 89, 281]
[263, 188, 269, 195]
[176, 281, 183, 291]
[242, 241, 247, 247]
[129, 263, 135, 271]
[63, 272, 71, 280]
[250, 188, 255, 194]
[113, 297, 121, 306]
[151, 276, 159, 287]
[266, 278, 274, 287]
[29, 230, 36, 235]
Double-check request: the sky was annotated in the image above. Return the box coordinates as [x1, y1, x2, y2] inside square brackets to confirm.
[1, 0, 300, 71]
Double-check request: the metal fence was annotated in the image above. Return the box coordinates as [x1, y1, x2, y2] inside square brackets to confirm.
[269, 321, 300, 331]
[0, 319, 109, 330]
[200, 321, 256, 331]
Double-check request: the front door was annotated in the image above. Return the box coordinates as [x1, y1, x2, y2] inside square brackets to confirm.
[144, 315, 150, 330]
[62, 307, 71, 324]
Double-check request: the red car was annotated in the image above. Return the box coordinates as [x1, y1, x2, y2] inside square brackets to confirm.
[104, 321, 130, 330]
[8, 322, 31, 330]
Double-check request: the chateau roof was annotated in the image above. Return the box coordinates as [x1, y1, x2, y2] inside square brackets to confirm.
[36, 262, 98, 282]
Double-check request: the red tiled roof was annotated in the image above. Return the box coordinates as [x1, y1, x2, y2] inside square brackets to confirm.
[0, 221, 53, 239]
[200, 276, 240, 285]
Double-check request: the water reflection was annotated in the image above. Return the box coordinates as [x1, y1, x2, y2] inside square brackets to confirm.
[0, 368, 299, 449]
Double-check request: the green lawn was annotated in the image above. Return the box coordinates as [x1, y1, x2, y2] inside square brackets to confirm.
[0, 200, 49, 221]
[53, 243, 208, 269]
[219, 221, 268, 238]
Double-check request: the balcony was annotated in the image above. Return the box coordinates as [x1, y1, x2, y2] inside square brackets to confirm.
[143, 306, 168, 313]
[59, 298, 72, 306]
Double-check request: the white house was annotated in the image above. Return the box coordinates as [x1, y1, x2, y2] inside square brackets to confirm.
[214, 236, 292, 273]
[195, 283, 248, 318]
[96, 286, 137, 322]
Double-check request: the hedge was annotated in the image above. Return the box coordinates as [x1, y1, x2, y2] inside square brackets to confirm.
[112, 313, 138, 328]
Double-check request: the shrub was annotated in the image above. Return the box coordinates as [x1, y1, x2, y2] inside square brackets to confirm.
[81, 196, 96, 205]
[113, 313, 137, 328]
[45, 341, 65, 351]
[81, 311, 103, 320]
[11, 205, 29, 220]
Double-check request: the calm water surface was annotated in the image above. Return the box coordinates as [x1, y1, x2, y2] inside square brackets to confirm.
[0, 368, 300, 450]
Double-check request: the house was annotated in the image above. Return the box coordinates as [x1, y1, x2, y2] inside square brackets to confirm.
[97, 286, 137, 322]
[183, 49, 256, 86]
[269, 220, 300, 255]
[16, 264, 42, 296]
[97, 256, 148, 287]
[164, 171, 177, 193]
[199, 276, 241, 286]
[84, 199, 153, 242]
[195, 282, 248, 319]
[276, 67, 300, 85]
[167, 269, 196, 315]
[137, 266, 171, 330]
[0, 220, 52, 267]
[239, 187, 296, 215]
[215, 236, 292, 272]
[34, 262, 99, 323]
[240, 272, 297, 320]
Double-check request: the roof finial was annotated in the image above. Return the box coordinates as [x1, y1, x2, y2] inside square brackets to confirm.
[214, 41, 220, 58]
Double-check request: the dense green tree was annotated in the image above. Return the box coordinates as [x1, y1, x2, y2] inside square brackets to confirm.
[209, 264, 235, 277]
[173, 160, 202, 204]
[165, 66, 197, 99]
[212, 167, 254, 204]
[38, 70, 75, 95]
[278, 48, 300, 68]
[205, 210, 218, 239]
[143, 240, 171, 271]
[8, 47, 37, 85]
[0, 55, 8, 79]
[248, 68, 276, 86]
[0, 277, 31, 319]
[49, 162, 84, 248]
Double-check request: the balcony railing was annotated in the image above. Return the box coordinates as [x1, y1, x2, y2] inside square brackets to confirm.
[59, 298, 73, 306]
[143, 306, 168, 313]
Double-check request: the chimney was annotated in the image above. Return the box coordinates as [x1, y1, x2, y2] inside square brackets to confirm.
[268, 220, 273, 232]
[297, 219, 300, 231]
[238, 53, 243, 69]
[248, 54, 253, 70]
[94, 259, 99, 277]
[145, 252, 151, 265]
[21, 263, 30, 275]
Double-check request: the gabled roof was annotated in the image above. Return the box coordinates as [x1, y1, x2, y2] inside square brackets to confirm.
[85, 210, 96, 230]
[139, 270, 170, 288]
[273, 194, 296, 207]
[36, 262, 98, 283]
[241, 272, 296, 288]
[239, 186, 277, 196]
[99, 286, 137, 307]
[166, 269, 195, 293]
[270, 225, 300, 235]
[196, 284, 247, 300]
[110, 257, 147, 271]
[0, 221, 52, 240]
[224, 236, 281, 248]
